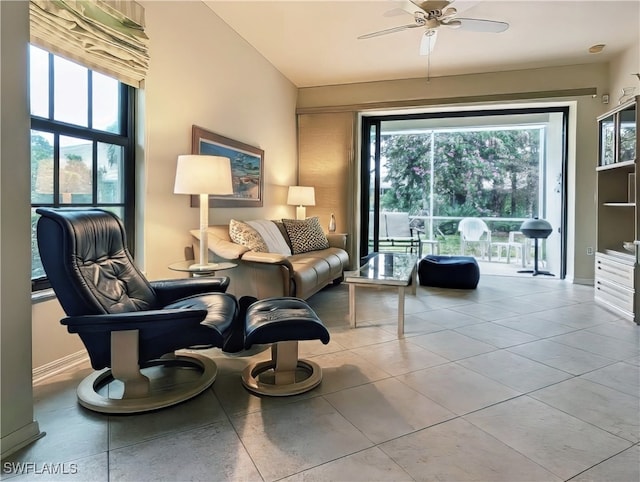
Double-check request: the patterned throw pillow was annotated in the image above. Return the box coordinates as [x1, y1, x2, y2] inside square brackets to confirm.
[229, 219, 269, 252]
[282, 217, 330, 254]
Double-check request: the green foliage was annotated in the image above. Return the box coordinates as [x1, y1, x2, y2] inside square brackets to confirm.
[31, 133, 53, 200]
[31, 133, 52, 161]
[380, 128, 540, 219]
[380, 134, 431, 214]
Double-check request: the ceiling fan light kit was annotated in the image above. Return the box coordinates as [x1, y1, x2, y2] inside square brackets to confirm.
[419, 30, 438, 56]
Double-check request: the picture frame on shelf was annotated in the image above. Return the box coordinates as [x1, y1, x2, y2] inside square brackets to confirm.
[191, 125, 264, 207]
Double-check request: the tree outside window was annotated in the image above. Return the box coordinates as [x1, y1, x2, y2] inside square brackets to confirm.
[380, 127, 541, 236]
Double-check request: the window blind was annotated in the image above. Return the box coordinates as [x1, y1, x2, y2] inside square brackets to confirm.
[30, 0, 149, 87]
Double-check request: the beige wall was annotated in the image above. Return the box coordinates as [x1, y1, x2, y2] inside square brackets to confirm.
[297, 63, 607, 110]
[141, 1, 298, 281]
[31, 299, 83, 370]
[31, 1, 299, 370]
[297, 62, 613, 283]
[608, 42, 640, 106]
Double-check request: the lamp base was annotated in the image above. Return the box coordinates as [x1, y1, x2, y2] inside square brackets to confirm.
[296, 206, 306, 220]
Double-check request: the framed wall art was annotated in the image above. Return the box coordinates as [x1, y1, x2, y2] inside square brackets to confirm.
[191, 125, 264, 207]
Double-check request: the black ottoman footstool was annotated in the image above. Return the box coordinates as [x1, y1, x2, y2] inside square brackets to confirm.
[242, 297, 330, 396]
[418, 255, 480, 289]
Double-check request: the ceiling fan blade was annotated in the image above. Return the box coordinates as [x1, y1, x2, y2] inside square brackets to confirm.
[456, 18, 509, 33]
[384, 0, 417, 17]
[358, 23, 421, 39]
[384, 8, 411, 17]
[419, 30, 438, 55]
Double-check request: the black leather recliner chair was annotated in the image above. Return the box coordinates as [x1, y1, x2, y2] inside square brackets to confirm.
[36, 208, 330, 413]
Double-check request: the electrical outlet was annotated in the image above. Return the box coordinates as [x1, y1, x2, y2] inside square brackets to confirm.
[586, 247, 594, 255]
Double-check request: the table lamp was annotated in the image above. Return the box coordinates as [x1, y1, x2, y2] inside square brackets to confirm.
[287, 186, 315, 220]
[174, 155, 233, 268]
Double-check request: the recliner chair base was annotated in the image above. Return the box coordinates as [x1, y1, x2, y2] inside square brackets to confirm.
[76, 353, 217, 414]
[241, 341, 322, 396]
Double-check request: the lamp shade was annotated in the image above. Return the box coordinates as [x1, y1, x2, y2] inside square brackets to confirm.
[174, 155, 233, 195]
[287, 186, 315, 206]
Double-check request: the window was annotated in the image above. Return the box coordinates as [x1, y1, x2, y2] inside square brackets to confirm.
[30, 45, 135, 291]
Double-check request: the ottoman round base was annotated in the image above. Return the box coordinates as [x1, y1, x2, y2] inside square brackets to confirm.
[242, 353, 323, 397]
[418, 255, 480, 289]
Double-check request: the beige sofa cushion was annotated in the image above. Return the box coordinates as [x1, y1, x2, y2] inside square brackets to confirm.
[191, 227, 249, 260]
[289, 247, 350, 299]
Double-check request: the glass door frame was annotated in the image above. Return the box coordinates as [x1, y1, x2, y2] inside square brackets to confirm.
[360, 106, 569, 278]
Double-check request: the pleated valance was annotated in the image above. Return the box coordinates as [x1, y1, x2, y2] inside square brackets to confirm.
[30, 0, 149, 87]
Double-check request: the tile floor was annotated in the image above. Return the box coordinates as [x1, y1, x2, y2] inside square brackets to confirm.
[3, 275, 639, 482]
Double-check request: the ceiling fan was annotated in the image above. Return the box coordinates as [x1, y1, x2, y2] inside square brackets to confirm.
[358, 0, 509, 56]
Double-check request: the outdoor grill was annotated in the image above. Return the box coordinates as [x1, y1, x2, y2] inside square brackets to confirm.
[520, 218, 553, 239]
[518, 218, 554, 276]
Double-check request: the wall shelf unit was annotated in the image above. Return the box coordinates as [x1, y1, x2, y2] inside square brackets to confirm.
[595, 95, 639, 324]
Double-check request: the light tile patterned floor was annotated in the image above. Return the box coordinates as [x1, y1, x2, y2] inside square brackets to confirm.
[3, 275, 639, 481]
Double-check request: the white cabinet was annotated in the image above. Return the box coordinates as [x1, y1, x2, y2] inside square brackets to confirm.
[595, 96, 639, 324]
[594, 251, 635, 319]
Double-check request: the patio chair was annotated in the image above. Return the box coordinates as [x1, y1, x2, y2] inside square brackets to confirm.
[458, 218, 491, 260]
[380, 212, 423, 256]
[491, 230, 528, 267]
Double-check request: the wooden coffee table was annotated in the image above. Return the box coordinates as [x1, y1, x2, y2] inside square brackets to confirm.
[344, 252, 418, 337]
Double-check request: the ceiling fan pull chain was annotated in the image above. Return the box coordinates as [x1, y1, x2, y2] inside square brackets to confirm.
[425, 30, 433, 83]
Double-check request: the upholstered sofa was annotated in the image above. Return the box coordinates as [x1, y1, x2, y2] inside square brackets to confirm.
[191, 218, 349, 300]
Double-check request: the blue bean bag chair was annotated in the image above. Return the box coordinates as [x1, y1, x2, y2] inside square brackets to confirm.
[418, 255, 480, 289]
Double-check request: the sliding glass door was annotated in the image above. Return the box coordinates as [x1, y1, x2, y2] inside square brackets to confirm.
[360, 107, 568, 278]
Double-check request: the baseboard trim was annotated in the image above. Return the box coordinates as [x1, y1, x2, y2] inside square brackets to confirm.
[572, 278, 594, 286]
[1, 421, 44, 459]
[33, 350, 89, 386]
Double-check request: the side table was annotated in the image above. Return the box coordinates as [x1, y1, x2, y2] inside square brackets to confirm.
[344, 252, 418, 337]
[168, 260, 237, 277]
